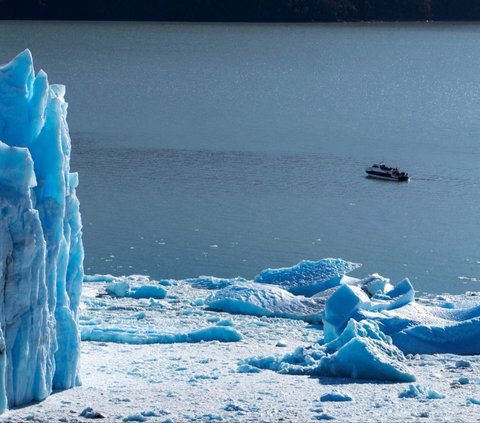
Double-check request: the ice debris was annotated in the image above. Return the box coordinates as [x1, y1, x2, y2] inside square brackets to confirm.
[319, 319, 415, 382]
[241, 278, 416, 383]
[0, 50, 83, 411]
[322, 278, 415, 343]
[254, 258, 361, 296]
[243, 318, 414, 382]
[80, 407, 105, 419]
[106, 280, 166, 300]
[455, 360, 471, 369]
[398, 384, 445, 400]
[319, 390, 353, 402]
[123, 414, 147, 422]
[185, 276, 247, 290]
[314, 413, 335, 420]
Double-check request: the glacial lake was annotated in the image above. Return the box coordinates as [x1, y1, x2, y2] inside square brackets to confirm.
[1, 21, 480, 294]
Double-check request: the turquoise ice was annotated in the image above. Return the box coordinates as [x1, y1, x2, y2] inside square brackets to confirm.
[0, 50, 83, 412]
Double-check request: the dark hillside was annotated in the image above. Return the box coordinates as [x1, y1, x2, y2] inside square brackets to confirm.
[1, 0, 480, 22]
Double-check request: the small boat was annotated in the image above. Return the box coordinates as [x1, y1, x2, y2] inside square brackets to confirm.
[365, 162, 409, 182]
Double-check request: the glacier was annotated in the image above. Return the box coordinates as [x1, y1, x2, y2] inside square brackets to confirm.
[0, 50, 83, 411]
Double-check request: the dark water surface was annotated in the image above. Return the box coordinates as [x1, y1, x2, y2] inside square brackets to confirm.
[1, 21, 479, 293]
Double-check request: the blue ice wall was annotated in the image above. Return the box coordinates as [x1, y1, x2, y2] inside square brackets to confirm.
[0, 50, 84, 411]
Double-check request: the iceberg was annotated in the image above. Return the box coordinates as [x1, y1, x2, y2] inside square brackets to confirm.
[367, 302, 480, 355]
[322, 278, 416, 343]
[243, 318, 414, 382]
[398, 384, 445, 400]
[254, 258, 361, 296]
[184, 275, 247, 290]
[322, 274, 480, 355]
[0, 50, 83, 411]
[318, 319, 415, 382]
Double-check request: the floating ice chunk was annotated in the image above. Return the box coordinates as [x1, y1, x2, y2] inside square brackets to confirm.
[323, 277, 416, 343]
[323, 284, 370, 343]
[319, 390, 353, 402]
[368, 301, 480, 354]
[80, 407, 105, 419]
[324, 319, 391, 354]
[224, 403, 245, 412]
[398, 384, 425, 398]
[455, 360, 471, 369]
[106, 280, 166, 300]
[81, 325, 242, 344]
[398, 384, 445, 400]
[215, 319, 234, 326]
[363, 274, 394, 296]
[205, 282, 325, 322]
[106, 281, 130, 297]
[254, 258, 361, 296]
[123, 414, 147, 422]
[132, 312, 146, 320]
[382, 278, 415, 309]
[324, 279, 480, 354]
[314, 413, 335, 420]
[426, 389, 446, 400]
[319, 319, 415, 382]
[188, 326, 242, 342]
[184, 276, 247, 290]
[243, 344, 326, 375]
[237, 364, 262, 374]
[129, 285, 167, 300]
[83, 274, 116, 283]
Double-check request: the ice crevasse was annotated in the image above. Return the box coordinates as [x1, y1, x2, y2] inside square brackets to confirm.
[0, 50, 83, 412]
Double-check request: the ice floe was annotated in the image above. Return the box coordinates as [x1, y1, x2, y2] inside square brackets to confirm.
[78, 259, 480, 386]
[205, 282, 325, 322]
[81, 325, 242, 344]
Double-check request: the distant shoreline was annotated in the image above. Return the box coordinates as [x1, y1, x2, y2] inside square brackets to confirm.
[3, 0, 480, 23]
[3, 18, 480, 23]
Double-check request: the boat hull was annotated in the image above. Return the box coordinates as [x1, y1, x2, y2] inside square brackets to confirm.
[366, 171, 409, 182]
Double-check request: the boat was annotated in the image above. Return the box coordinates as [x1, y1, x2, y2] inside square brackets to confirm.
[365, 162, 409, 182]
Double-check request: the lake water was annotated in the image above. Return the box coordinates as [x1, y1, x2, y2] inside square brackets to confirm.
[1, 21, 480, 294]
